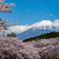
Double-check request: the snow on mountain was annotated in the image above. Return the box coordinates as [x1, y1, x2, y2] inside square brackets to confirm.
[17, 20, 59, 40]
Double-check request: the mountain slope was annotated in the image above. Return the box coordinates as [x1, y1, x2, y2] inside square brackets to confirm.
[17, 27, 59, 40]
[23, 31, 59, 42]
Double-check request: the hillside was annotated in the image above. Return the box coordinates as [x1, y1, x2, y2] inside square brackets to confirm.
[23, 31, 59, 42]
[0, 37, 59, 59]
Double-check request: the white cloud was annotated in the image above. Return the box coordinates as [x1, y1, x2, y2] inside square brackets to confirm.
[52, 20, 59, 28]
[5, 19, 59, 35]
[5, 25, 31, 34]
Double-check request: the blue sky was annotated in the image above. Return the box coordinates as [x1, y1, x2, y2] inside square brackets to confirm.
[0, 0, 59, 26]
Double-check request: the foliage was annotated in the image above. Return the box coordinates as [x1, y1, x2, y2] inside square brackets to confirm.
[23, 31, 59, 42]
[55, 57, 59, 59]
[7, 32, 16, 37]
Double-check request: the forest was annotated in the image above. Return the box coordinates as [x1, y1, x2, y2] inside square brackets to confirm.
[23, 31, 59, 42]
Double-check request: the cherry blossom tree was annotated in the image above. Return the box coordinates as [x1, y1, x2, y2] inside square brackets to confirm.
[0, 0, 17, 36]
[0, 0, 16, 13]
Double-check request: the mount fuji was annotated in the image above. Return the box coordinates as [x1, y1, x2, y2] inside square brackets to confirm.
[17, 20, 59, 40]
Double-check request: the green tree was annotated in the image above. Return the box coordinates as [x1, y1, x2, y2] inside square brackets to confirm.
[7, 32, 16, 37]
